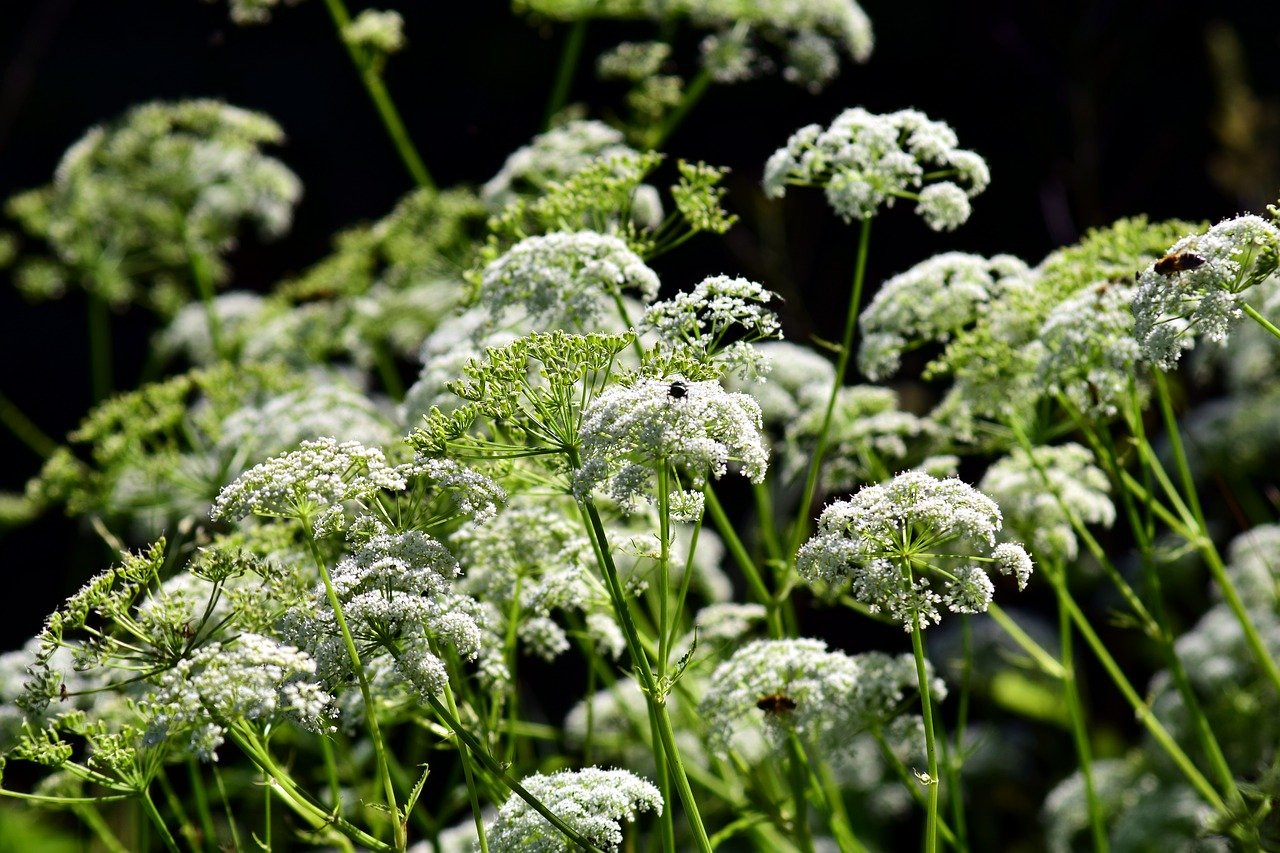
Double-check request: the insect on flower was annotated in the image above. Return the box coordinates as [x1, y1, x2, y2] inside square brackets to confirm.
[755, 693, 797, 713]
[667, 380, 689, 400]
[59, 683, 69, 702]
[1153, 251, 1207, 275]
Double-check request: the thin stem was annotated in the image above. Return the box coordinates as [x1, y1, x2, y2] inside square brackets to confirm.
[1153, 372, 1280, 696]
[871, 729, 958, 848]
[984, 603, 1066, 680]
[71, 802, 129, 853]
[189, 247, 224, 361]
[211, 763, 244, 853]
[440, 678, 489, 853]
[790, 217, 873, 558]
[646, 699, 678, 853]
[544, 20, 587, 127]
[321, 0, 434, 189]
[648, 66, 712, 149]
[87, 291, 113, 401]
[784, 735, 815, 853]
[0, 389, 58, 459]
[424, 693, 605, 852]
[1055, 576, 1107, 853]
[1241, 300, 1280, 342]
[187, 760, 218, 852]
[947, 617, 971, 851]
[657, 464, 672, 676]
[578, 496, 714, 852]
[705, 483, 783, 637]
[139, 787, 182, 853]
[909, 596, 940, 853]
[306, 535, 405, 850]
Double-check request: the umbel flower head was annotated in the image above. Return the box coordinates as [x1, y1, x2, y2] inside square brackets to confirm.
[698, 638, 943, 756]
[979, 443, 1115, 564]
[484, 766, 662, 852]
[574, 377, 768, 514]
[1133, 213, 1280, 370]
[763, 108, 989, 229]
[797, 472, 1032, 630]
[6, 100, 300, 314]
[476, 230, 660, 334]
[481, 120, 640, 207]
[642, 274, 782, 380]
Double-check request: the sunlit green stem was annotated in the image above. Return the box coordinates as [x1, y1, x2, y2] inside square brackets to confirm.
[648, 67, 713, 150]
[321, 0, 434, 189]
[577, 494, 713, 852]
[705, 483, 783, 636]
[1054, 572, 1107, 853]
[0, 389, 57, 459]
[306, 535, 404, 850]
[87, 291, 113, 401]
[440, 678, 489, 853]
[871, 729, 958, 848]
[907, 564, 940, 853]
[790, 217, 872, 558]
[1153, 372, 1280, 696]
[544, 20, 587, 127]
[71, 802, 128, 853]
[139, 787, 181, 853]
[784, 735, 815, 853]
[189, 247, 224, 361]
[1242, 300, 1280, 342]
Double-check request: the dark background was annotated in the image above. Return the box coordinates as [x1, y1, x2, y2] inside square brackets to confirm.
[3, 0, 1278, 667]
[1, 1, 1278, 846]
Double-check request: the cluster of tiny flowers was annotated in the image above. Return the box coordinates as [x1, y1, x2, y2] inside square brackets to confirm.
[574, 378, 768, 513]
[8, 100, 300, 312]
[698, 638, 939, 755]
[451, 497, 605, 661]
[408, 456, 508, 524]
[699, 28, 759, 83]
[641, 275, 781, 380]
[158, 292, 269, 364]
[341, 9, 405, 56]
[724, 340, 834, 431]
[211, 437, 406, 537]
[597, 41, 672, 81]
[610, 522, 732, 601]
[484, 767, 663, 852]
[978, 443, 1115, 564]
[1133, 214, 1280, 370]
[298, 522, 499, 699]
[147, 633, 333, 761]
[478, 231, 660, 334]
[796, 472, 1032, 630]
[783, 385, 936, 492]
[763, 108, 989, 229]
[1034, 280, 1143, 417]
[858, 253, 1031, 380]
[481, 120, 638, 206]
[216, 382, 396, 464]
[525, 0, 872, 91]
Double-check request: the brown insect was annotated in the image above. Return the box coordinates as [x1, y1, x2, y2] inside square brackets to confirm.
[59, 683, 69, 703]
[1154, 252, 1207, 275]
[755, 693, 797, 714]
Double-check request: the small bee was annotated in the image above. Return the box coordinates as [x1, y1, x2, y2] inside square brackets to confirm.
[179, 620, 195, 640]
[667, 380, 689, 400]
[1154, 252, 1207, 275]
[59, 683, 69, 703]
[755, 693, 797, 714]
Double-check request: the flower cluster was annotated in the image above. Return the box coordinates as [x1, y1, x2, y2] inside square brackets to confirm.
[484, 767, 663, 852]
[477, 231, 660, 334]
[763, 108, 989, 228]
[6, 100, 300, 313]
[211, 437, 406, 536]
[341, 9, 405, 58]
[147, 633, 333, 760]
[642, 275, 781, 380]
[797, 472, 1032, 629]
[574, 378, 768, 514]
[699, 638, 941, 755]
[1133, 214, 1280, 370]
[978, 443, 1115, 564]
[481, 120, 639, 207]
[858, 252, 1032, 380]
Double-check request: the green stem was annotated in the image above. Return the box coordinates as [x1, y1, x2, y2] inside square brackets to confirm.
[440, 678, 489, 853]
[0, 389, 57, 459]
[784, 735, 815, 853]
[322, 0, 434, 189]
[789, 217, 872, 559]
[984, 603, 1066, 680]
[155, 766, 201, 851]
[908, 587, 940, 853]
[649, 66, 713, 149]
[189, 247, 224, 361]
[373, 341, 405, 401]
[87, 291, 113, 402]
[947, 617, 971, 851]
[187, 760, 218, 852]
[1055, 577, 1107, 853]
[424, 693, 604, 852]
[646, 699, 678, 853]
[71, 802, 129, 853]
[657, 464, 672, 676]
[871, 729, 958, 848]
[1241, 300, 1280, 342]
[306, 535, 405, 850]
[544, 20, 587, 127]
[139, 787, 181, 853]
[211, 763, 244, 853]
[1153, 372, 1280, 696]
[578, 496, 714, 852]
[705, 483, 782, 637]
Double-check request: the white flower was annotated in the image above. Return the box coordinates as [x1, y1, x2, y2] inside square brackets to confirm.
[1036, 280, 1143, 417]
[698, 638, 941, 755]
[481, 120, 637, 207]
[341, 9, 405, 55]
[478, 231, 660, 333]
[575, 378, 768, 513]
[211, 438, 406, 537]
[147, 633, 333, 761]
[1133, 214, 1280, 370]
[642, 275, 781, 380]
[797, 472, 1032, 629]
[484, 767, 662, 852]
[857, 252, 1031, 380]
[979, 443, 1114, 564]
[764, 108, 988, 226]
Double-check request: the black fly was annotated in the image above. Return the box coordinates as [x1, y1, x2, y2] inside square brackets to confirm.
[668, 381, 689, 400]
